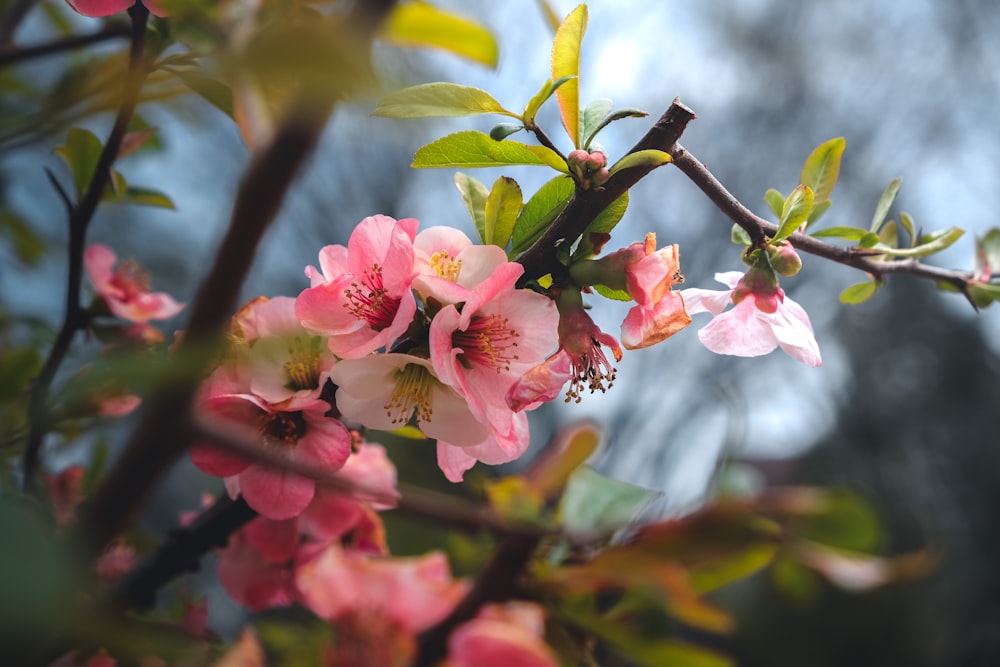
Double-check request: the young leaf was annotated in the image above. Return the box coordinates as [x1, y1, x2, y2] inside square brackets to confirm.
[870, 177, 901, 232]
[811, 226, 871, 241]
[878, 219, 898, 248]
[489, 123, 523, 141]
[806, 198, 832, 227]
[731, 223, 752, 247]
[583, 107, 649, 150]
[372, 82, 516, 118]
[573, 192, 629, 259]
[764, 188, 785, 219]
[510, 175, 574, 255]
[774, 184, 814, 240]
[593, 284, 631, 301]
[607, 149, 672, 177]
[840, 281, 878, 304]
[413, 131, 568, 171]
[54, 128, 104, 197]
[578, 98, 612, 150]
[560, 466, 658, 540]
[522, 75, 575, 125]
[800, 137, 845, 202]
[164, 66, 235, 118]
[380, 1, 499, 68]
[118, 187, 176, 210]
[552, 4, 588, 147]
[454, 172, 489, 241]
[483, 176, 523, 248]
[899, 211, 916, 246]
[873, 226, 964, 258]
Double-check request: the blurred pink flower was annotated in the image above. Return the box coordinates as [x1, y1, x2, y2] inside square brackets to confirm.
[65, 0, 165, 18]
[447, 602, 559, 667]
[84, 244, 184, 323]
[682, 271, 821, 366]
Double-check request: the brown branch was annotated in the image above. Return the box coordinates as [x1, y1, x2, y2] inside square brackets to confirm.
[23, 4, 150, 494]
[516, 98, 696, 285]
[670, 147, 974, 293]
[0, 23, 130, 68]
[0, 0, 37, 45]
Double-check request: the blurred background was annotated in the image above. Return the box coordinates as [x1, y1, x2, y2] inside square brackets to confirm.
[3, 1, 1000, 665]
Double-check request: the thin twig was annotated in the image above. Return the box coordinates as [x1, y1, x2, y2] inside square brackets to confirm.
[23, 4, 150, 494]
[0, 23, 130, 68]
[669, 147, 974, 293]
[0, 0, 37, 46]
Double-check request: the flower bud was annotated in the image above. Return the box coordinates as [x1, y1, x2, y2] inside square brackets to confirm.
[767, 242, 803, 277]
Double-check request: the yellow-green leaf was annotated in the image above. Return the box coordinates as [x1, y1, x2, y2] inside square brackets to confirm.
[800, 137, 845, 202]
[870, 177, 901, 232]
[413, 131, 567, 171]
[764, 188, 785, 219]
[454, 172, 489, 241]
[535, 0, 561, 32]
[572, 192, 629, 259]
[873, 226, 964, 258]
[839, 281, 878, 304]
[607, 149, 672, 177]
[775, 184, 814, 240]
[523, 75, 575, 125]
[551, 4, 588, 147]
[484, 176, 523, 247]
[510, 175, 574, 255]
[381, 1, 498, 68]
[54, 128, 103, 198]
[372, 82, 516, 118]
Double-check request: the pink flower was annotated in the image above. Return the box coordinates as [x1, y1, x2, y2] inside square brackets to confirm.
[413, 226, 511, 304]
[507, 289, 623, 411]
[84, 244, 184, 323]
[190, 392, 351, 520]
[296, 215, 419, 359]
[65, 0, 165, 18]
[447, 602, 559, 667]
[435, 410, 530, 483]
[45, 466, 86, 527]
[682, 271, 822, 366]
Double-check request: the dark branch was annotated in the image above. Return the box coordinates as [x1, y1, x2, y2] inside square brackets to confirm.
[516, 98, 696, 284]
[23, 4, 150, 494]
[0, 23, 130, 68]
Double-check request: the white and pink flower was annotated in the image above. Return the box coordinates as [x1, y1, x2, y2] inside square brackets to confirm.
[84, 244, 184, 323]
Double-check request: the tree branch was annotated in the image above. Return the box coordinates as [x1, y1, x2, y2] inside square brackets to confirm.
[0, 23, 130, 68]
[516, 98, 696, 285]
[669, 146, 974, 293]
[23, 4, 150, 494]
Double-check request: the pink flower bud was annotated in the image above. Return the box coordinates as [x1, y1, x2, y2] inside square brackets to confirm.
[767, 242, 803, 277]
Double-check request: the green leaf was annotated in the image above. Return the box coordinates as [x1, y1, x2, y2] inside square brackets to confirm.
[380, 1, 499, 68]
[839, 281, 878, 304]
[117, 187, 175, 209]
[806, 198, 832, 227]
[413, 131, 568, 171]
[975, 228, 1000, 278]
[453, 172, 489, 241]
[578, 98, 612, 150]
[164, 66, 234, 118]
[583, 107, 649, 150]
[774, 184, 814, 240]
[593, 283, 631, 301]
[551, 4, 588, 147]
[811, 226, 871, 241]
[522, 75, 575, 125]
[870, 177, 901, 232]
[54, 128, 104, 197]
[899, 211, 916, 246]
[510, 175, 574, 255]
[607, 149, 672, 177]
[0, 211, 45, 264]
[731, 223, 751, 246]
[764, 188, 785, 219]
[573, 192, 629, 259]
[872, 226, 964, 258]
[489, 123, 523, 141]
[372, 82, 516, 119]
[878, 219, 898, 248]
[0, 347, 42, 402]
[483, 176, 522, 247]
[859, 232, 881, 248]
[966, 282, 1000, 309]
[800, 137, 845, 202]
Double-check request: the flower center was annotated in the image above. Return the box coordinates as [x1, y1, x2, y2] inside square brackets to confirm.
[110, 259, 151, 301]
[343, 264, 401, 331]
[452, 313, 520, 372]
[429, 250, 462, 282]
[283, 336, 324, 391]
[565, 339, 617, 403]
[384, 363, 435, 426]
[258, 411, 307, 448]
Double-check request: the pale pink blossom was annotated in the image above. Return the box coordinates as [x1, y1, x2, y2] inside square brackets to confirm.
[413, 226, 510, 304]
[436, 410, 530, 483]
[84, 244, 184, 323]
[446, 602, 559, 667]
[296, 215, 419, 359]
[682, 271, 821, 366]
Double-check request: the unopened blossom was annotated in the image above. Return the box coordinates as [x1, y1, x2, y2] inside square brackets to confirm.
[84, 244, 184, 323]
[682, 270, 821, 366]
[65, 0, 165, 17]
[190, 392, 351, 520]
[573, 233, 691, 349]
[296, 215, 419, 359]
[446, 602, 559, 667]
[507, 289, 623, 411]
